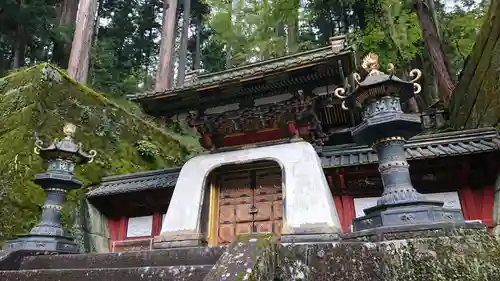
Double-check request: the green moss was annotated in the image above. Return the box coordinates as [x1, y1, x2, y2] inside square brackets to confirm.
[0, 64, 198, 244]
[277, 231, 500, 280]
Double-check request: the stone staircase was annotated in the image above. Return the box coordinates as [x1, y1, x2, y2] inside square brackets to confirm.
[0, 246, 226, 281]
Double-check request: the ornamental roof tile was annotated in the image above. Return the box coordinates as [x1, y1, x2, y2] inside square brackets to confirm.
[130, 42, 352, 101]
[87, 128, 500, 197]
[319, 127, 500, 168]
[86, 167, 180, 198]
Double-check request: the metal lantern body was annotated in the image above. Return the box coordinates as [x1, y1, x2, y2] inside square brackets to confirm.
[2, 123, 96, 254]
[334, 53, 465, 233]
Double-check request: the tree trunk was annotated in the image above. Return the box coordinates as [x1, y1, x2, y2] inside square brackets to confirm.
[155, 0, 178, 92]
[87, 0, 103, 85]
[12, 0, 25, 69]
[449, 0, 500, 129]
[286, 0, 299, 54]
[414, 0, 455, 106]
[287, 20, 298, 54]
[194, 19, 201, 70]
[52, 0, 79, 68]
[176, 0, 191, 86]
[12, 41, 25, 69]
[67, 0, 98, 83]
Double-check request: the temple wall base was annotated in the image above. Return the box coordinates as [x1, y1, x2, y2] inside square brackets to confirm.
[154, 230, 204, 249]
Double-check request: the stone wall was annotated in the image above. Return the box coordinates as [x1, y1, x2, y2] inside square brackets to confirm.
[277, 230, 500, 281]
[85, 200, 110, 253]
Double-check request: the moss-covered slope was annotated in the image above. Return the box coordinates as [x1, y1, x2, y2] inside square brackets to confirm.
[449, 0, 500, 130]
[0, 64, 194, 243]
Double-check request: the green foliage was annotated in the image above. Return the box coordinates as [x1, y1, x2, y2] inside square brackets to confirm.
[206, 0, 293, 67]
[0, 64, 193, 244]
[136, 137, 160, 159]
[438, 0, 488, 74]
[351, 0, 422, 66]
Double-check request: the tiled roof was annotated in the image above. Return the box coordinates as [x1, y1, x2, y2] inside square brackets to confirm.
[130, 42, 353, 101]
[87, 128, 500, 197]
[86, 167, 181, 198]
[319, 128, 500, 168]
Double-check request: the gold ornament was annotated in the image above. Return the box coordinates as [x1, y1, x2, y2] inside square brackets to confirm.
[63, 123, 76, 138]
[361, 53, 384, 76]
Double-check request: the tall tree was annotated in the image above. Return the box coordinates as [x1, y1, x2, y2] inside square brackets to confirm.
[12, 0, 26, 69]
[413, 0, 456, 106]
[155, 0, 178, 91]
[68, 0, 98, 83]
[285, 0, 300, 53]
[52, 0, 79, 68]
[193, 18, 202, 70]
[177, 0, 191, 86]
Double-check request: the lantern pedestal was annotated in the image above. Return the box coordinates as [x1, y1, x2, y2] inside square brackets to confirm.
[3, 234, 79, 254]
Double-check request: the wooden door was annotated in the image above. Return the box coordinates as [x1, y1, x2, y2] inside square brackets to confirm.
[253, 168, 283, 238]
[217, 166, 283, 244]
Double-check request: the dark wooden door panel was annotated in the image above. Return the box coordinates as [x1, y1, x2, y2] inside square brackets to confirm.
[273, 201, 283, 220]
[254, 202, 272, 221]
[235, 223, 253, 235]
[217, 166, 283, 245]
[235, 204, 253, 222]
[219, 205, 235, 223]
[219, 224, 234, 243]
[255, 220, 273, 233]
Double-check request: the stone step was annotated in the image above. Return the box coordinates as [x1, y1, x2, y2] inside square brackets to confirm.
[0, 265, 213, 281]
[19, 246, 225, 270]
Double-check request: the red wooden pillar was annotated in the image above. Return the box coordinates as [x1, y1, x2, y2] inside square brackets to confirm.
[328, 175, 345, 231]
[479, 186, 494, 228]
[152, 213, 163, 236]
[459, 163, 479, 221]
[339, 174, 355, 233]
[108, 219, 121, 241]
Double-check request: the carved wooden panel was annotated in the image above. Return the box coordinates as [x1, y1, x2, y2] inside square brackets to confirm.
[218, 171, 253, 244]
[217, 166, 283, 245]
[254, 167, 283, 238]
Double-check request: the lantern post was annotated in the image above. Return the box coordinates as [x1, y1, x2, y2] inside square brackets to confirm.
[334, 54, 471, 234]
[3, 123, 96, 253]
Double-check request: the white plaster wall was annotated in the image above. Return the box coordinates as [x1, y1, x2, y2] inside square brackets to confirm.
[160, 141, 342, 235]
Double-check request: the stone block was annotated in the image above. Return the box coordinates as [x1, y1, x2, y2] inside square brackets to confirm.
[203, 234, 276, 281]
[0, 265, 212, 281]
[278, 229, 500, 281]
[19, 246, 226, 270]
[88, 234, 109, 253]
[153, 230, 204, 249]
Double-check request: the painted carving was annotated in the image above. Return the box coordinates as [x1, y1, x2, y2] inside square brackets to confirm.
[186, 92, 334, 148]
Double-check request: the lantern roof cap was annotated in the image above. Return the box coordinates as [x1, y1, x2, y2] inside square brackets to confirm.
[34, 123, 97, 164]
[333, 53, 422, 110]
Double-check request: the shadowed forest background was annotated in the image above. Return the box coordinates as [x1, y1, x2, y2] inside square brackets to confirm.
[0, 0, 489, 109]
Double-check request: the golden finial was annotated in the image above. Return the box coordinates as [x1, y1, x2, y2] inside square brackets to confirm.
[361, 53, 381, 74]
[63, 123, 76, 138]
[387, 63, 395, 75]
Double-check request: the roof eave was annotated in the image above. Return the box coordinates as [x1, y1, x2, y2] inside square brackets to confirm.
[129, 48, 355, 102]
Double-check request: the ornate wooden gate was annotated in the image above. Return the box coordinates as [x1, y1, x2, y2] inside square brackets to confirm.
[217, 165, 283, 244]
